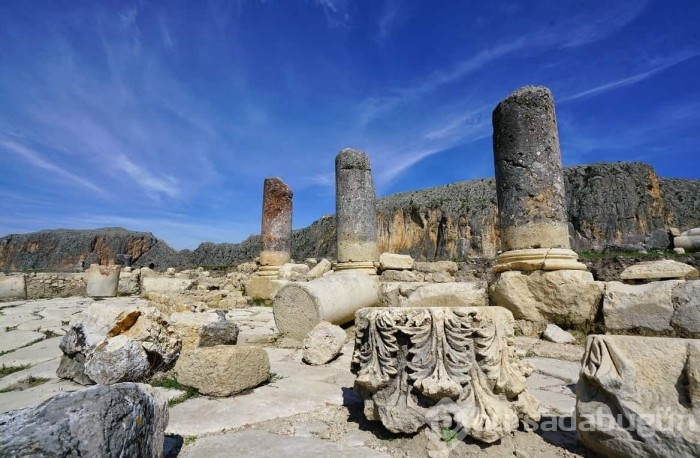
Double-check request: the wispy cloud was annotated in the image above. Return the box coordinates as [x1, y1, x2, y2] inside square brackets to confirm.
[313, 0, 350, 27]
[376, 0, 405, 41]
[564, 51, 700, 102]
[1, 140, 107, 195]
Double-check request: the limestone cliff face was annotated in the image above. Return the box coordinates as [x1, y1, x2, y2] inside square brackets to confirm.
[371, 162, 699, 259]
[0, 228, 161, 271]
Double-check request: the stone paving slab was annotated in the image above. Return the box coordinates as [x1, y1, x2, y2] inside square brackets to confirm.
[0, 336, 63, 366]
[180, 429, 391, 458]
[524, 357, 581, 384]
[0, 356, 61, 390]
[0, 378, 82, 414]
[0, 312, 42, 329]
[0, 330, 45, 353]
[530, 389, 576, 416]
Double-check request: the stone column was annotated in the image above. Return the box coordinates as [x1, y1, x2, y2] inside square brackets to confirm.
[258, 177, 293, 277]
[246, 177, 293, 301]
[492, 86, 586, 272]
[335, 148, 378, 274]
[85, 264, 121, 297]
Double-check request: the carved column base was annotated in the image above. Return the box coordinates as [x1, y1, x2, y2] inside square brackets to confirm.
[335, 261, 378, 275]
[492, 248, 587, 273]
[255, 265, 281, 277]
[351, 306, 540, 443]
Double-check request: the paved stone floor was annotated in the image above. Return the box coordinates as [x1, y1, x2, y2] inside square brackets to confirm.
[0, 297, 585, 457]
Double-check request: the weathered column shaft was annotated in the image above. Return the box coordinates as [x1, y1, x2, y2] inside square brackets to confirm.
[335, 148, 378, 272]
[259, 177, 293, 268]
[492, 86, 570, 251]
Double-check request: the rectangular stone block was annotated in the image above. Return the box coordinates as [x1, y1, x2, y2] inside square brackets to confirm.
[603, 281, 680, 332]
[0, 274, 26, 300]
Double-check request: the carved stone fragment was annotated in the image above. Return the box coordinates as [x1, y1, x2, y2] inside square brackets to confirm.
[351, 306, 540, 443]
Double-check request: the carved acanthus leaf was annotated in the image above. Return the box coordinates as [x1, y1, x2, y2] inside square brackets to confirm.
[354, 310, 399, 391]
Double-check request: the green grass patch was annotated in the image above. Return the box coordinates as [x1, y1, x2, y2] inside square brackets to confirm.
[0, 375, 50, 393]
[248, 297, 272, 307]
[148, 377, 200, 407]
[0, 364, 30, 378]
[184, 436, 197, 446]
[440, 426, 459, 445]
[267, 372, 285, 384]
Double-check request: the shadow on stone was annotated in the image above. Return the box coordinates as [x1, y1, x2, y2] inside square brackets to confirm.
[163, 434, 183, 458]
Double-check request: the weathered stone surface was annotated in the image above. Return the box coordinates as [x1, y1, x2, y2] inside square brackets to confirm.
[56, 353, 93, 385]
[644, 228, 671, 250]
[0, 274, 26, 300]
[490, 270, 604, 324]
[492, 86, 570, 252]
[306, 258, 332, 280]
[620, 259, 698, 281]
[302, 321, 347, 365]
[85, 264, 121, 297]
[84, 335, 151, 384]
[405, 282, 487, 307]
[379, 253, 414, 271]
[198, 320, 240, 347]
[413, 260, 458, 273]
[671, 280, 700, 335]
[259, 177, 293, 267]
[57, 301, 181, 384]
[278, 263, 310, 281]
[577, 335, 700, 458]
[352, 307, 539, 442]
[26, 272, 86, 299]
[169, 311, 226, 353]
[0, 330, 44, 354]
[542, 324, 576, 344]
[492, 248, 587, 273]
[118, 269, 141, 295]
[176, 345, 270, 396]
[140, 276, 193, 294]
[245, 276, 289, 301]
[381, 269, 419, 282]
[274, 271, 379, 340]
[0, 382, 168, 458]
[674, 235, 700, 252]
[603, 281, 680, 332]
[336, 148, 378, 269]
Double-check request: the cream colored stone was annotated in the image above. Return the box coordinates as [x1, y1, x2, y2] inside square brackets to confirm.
[490, 270, 604, 324]
[302, 321, 346, 365]
[405, 282, 487, 308]
[577, 335, 700, 458]
[603, 281, 680, 332]
[413, 261, 458, 273]
[260, 250, 291, 267]
[176, 345, 270, 396]
[273, 271, 379, 339]
[493, 248, 587, 273]
[500, 220, 571, 251]
[378, 253, 414, 271]
[306, 259, 332, 280]
[245, 276, 289, 301]
[169, 312, 222, 353]
[0, 275, 26, 300]
[620, 259, 698, 281]
[140, 276, 193, 294]
[278, 263, 310, 281]
[85, 264, 121, 297]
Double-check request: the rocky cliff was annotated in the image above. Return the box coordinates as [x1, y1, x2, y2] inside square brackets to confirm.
[2, 162, 698, 271]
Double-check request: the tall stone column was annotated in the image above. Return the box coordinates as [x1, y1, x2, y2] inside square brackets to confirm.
[335, 148, 378, 274]
[257, 177, 293, 277]
[492, 86, 585, 272]
[246, 177, 293, 301]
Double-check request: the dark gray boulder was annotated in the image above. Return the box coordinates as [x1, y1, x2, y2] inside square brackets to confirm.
[0, 383, 168, 457]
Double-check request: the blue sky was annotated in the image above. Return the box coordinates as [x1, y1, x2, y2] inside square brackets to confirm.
[1, 0, 699, 249]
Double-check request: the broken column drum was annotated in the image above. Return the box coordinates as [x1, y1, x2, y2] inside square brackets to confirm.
[85, 264, 121, 297]
[258, 177, 293, 277]
[492, 86, 585, 272]
[335, 148, 379, 274]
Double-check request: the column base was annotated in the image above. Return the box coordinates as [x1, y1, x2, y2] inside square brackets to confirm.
[334, 261, 378, 276]
[492, 248, 587, 273]
[255, 265, 281, 277]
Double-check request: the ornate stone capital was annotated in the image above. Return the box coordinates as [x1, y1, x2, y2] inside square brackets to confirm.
[351, 306, 540, 443]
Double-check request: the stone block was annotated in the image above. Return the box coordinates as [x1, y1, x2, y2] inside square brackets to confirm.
[278, 263, 310, 281]
[306, 259, 331, 280]
[671, 280, 700, 335]
[352, 306, 539, 442]
[413, 261, 458, 273]
[379, 253, 414, 271]
[577, 335, 700, 458]
[85, 264, 121, 297]
[118, 270, 140, 295]
[0, 275, 26, 300]
[542, 324, 576, 344]
[302, 321, 346, 365]
[603, 281, 680, 332]
[0, 383, 167, 457]
[674, 235, 700, 252]
[140, 276, 193, 294]
[620, 259, 698, 281]
[643, 228, 671, 250]
[246, 276, 289, 301]
[176, 345, 270, 396]
[169, 311, 224, 353]
[84, 335, 151, 384]
[381, 269, 419, 282]
[405, 282, 487, 307]
[490, 270, 604, 324]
